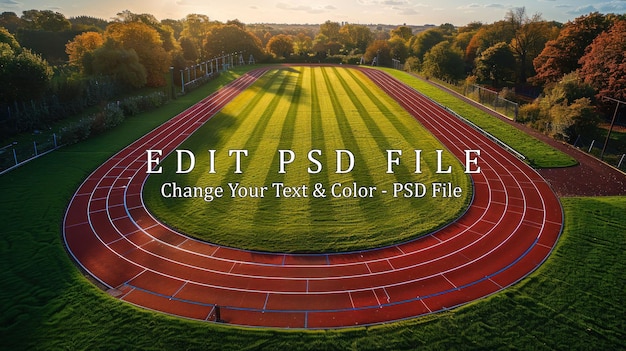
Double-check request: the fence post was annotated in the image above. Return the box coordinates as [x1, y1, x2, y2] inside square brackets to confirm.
[618, 154, 625, 169]
[53, 133, 57, 148]
[34, 141, 38, 156]
[588, 140, 595, 153]
[13, 148, 17, 166]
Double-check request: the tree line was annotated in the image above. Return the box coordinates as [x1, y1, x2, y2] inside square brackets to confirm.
[1, 9, 624, 145]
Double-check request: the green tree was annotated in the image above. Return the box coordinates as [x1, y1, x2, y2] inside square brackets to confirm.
[409, 28, 445, 60]
[91, 40, 147, 88]
[21, 9, 71, 31]
[422, 41, 465, 82]
[0, 45, 53, 103]
[474, 42, 516, 87]
[0, 26, 20, 51]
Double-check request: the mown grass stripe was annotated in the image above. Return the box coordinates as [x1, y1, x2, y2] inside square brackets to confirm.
[319, 67, 386, 236]
[223, 69, 298, 236]
[252, 67, 311, 239]
[307, 67, 340, 242]
[144, 67, 470, 252]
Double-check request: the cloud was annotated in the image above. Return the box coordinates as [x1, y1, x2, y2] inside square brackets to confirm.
[566, 4, 598, 15]
[276, 2, 335, 14]
[0, 0, 20, 5]
[596, 0, 626, 13]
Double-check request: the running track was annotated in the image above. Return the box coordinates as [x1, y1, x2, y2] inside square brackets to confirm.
[63, 66, 563, 328]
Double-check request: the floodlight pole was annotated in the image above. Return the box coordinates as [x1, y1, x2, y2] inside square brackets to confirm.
[600, 96, 625, 160]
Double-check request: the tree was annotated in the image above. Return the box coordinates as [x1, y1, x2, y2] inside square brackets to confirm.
[579, 20, 626, 101]
[266, 34, 293, 58]
[0, 26, 20, 51]
[0, 45, 53, 103]
[105, 21, 170, 87]
[464, 21, 515, 64]
[66, 31, 104, 71]
[409, 28, 445, 60]
[388, 37, 408, 62]
[422, 41, 465, 82]
[339, 24, 373, 52]
[391, 26, 412, 41]
[364, 40, 391, 66]
[532, 12, 613, 85]
[203, 24, 264, 61]
[320, 20, 341, 42]
[506, 8, 559, 83]
[293, 32, 312, 56]
[21, 9, 71, 31]
[180, 14, 212, 59]
[0, 12, 25, 33]
[474, 42, 516, 87]
[91, 40, 147, 88]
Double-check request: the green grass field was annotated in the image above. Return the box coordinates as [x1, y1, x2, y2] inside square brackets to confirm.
[144, 66, 471, 252]
[0, 65, 624, 350]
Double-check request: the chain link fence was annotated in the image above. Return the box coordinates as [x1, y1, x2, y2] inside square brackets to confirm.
[464, 84, 519, 121]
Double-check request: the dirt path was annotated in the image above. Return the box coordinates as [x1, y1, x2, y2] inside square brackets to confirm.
[422, 77, 626, 197]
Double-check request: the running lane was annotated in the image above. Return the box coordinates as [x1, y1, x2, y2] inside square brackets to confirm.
[63, 66, 563, 329]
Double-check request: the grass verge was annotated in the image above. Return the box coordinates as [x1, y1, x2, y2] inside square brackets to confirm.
[380, 68, 578, 169]
[0, 64, 623, 350]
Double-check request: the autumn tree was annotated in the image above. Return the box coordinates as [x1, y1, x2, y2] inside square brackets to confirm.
[532, 12, 613, 85]
[579, 20, 626, 101]
[506, 7, 559, 83]
[464, 21, 515, 64]
[65, 31, 104, 71]
[104, 21, 170, 86]
[293, 32, 313, 55]
[391, 26, 412, 41]
[364, 40, 391, 66]
[203, 24, 264, 61]
[339, 24, 373, 52]
[319, 20, 341, 42]
[266, 34, 293, 58]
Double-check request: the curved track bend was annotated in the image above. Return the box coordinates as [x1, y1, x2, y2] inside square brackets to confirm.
[63, 66, 563, 328]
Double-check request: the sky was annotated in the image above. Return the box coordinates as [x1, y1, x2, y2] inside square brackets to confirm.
[1, 0, 625, 26]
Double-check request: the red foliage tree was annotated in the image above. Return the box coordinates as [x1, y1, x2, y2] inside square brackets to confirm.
[579, 20, 626, 101]
[532, 12, 613, 85]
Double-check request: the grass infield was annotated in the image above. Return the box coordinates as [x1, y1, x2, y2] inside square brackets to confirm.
[0, 65, 623, 350]
[143, 66, 471, 252]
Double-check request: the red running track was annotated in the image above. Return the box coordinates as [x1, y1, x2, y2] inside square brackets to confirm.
[63, 66, 563, 329]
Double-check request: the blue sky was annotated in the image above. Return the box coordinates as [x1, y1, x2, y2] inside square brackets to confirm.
[1, 0, 625, 25]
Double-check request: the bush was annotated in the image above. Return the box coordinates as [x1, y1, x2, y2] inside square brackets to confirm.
[59, 115, 94, 144]
[58, 91, 169, 146]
